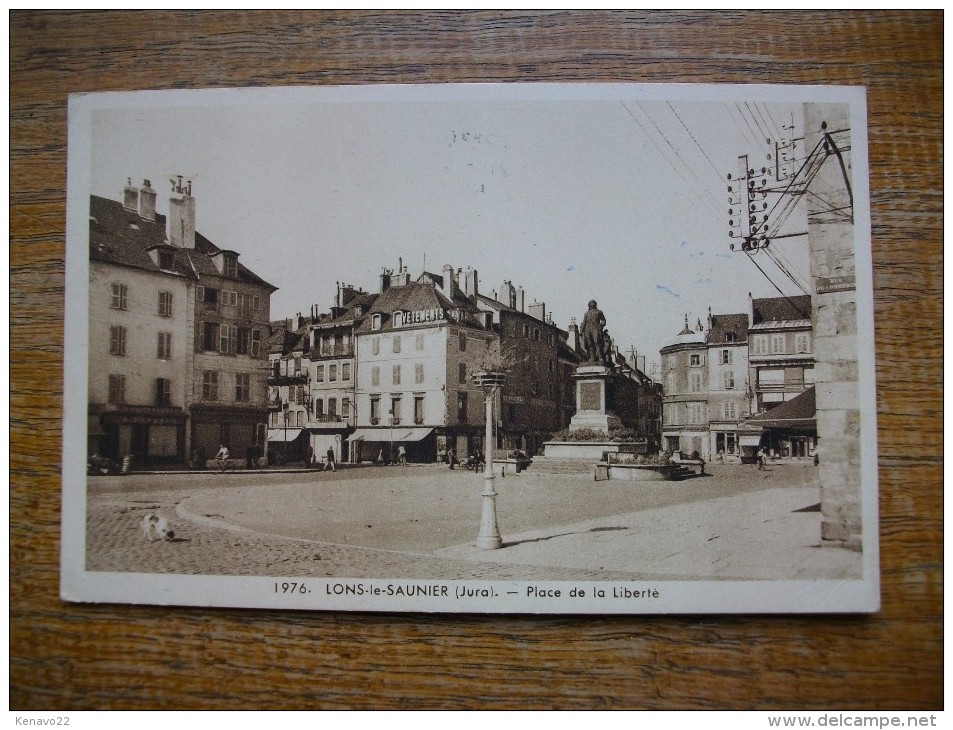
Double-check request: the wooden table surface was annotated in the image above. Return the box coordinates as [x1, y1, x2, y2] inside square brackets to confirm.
[10, 11, 942, 710]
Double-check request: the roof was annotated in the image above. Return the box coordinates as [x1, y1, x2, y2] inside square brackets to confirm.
[89, 194, 277, 292]
[89, 196, 195, 279]
[751, 295, 812, 325]
[749, 319, 812, 331]
[745, 387, 816, 429]
[707, 313, 749, 345]
[356, 281, 484, 334]
[313, 291, 378, 330]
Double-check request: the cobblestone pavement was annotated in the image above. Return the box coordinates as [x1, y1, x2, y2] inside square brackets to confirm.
[84, 463, 861, 581]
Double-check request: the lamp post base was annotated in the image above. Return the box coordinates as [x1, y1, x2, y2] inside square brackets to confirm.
[477, 474, 502, 550]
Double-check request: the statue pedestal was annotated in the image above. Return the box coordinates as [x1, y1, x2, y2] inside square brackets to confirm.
[569, 365, 621, 433]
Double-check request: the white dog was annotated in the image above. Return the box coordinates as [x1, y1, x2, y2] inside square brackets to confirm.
[139, 513, 174, 541]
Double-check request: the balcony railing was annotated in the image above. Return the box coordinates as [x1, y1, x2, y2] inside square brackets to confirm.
[267, 372, 309, 386]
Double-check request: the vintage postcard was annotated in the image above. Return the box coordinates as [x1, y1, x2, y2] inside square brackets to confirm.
[61, 83, 879, 613]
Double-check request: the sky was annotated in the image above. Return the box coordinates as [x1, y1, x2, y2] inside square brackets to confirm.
[83, 84, 822, 371]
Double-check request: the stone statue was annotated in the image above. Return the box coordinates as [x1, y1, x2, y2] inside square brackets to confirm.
[580, 299, 607, 364]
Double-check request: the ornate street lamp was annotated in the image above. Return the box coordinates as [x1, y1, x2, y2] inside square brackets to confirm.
[471, 370, 506, 549]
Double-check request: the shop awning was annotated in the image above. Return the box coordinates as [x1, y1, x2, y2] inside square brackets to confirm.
[347, 428, 433, 442]
[745, 387, 816, 430]
[267, 428, 304, 442]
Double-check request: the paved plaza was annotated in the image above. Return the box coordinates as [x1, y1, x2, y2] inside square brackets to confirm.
[84, 463, 862, 581]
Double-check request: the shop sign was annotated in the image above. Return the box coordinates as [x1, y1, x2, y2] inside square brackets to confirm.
[393, 308, 445, 328]
[816, 274, 855, 294]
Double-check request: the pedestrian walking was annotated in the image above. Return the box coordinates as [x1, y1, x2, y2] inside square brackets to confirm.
[397, 444, 407, 466]
[757, 447, 766, 471]
[448, 447, 456, 470]
[324, 447, 336, 472]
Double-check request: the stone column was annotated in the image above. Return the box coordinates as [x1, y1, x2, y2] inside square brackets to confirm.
[805, 102, 862, 551]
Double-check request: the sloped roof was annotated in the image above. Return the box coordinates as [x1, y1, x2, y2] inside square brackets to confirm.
[752, 295, 812, 324]
[89, 194, 277, 292]
[707, 313, 749, 345]
[746, 387, 816, 429]
[356, 281, 483, 334]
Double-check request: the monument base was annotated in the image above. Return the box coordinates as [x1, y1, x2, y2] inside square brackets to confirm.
[570, 364, 621, 433]
[568, 412, 622, 433]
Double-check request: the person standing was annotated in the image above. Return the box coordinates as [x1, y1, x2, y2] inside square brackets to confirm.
[757, 447, 766, 471]
[325, 446, 336, 472]
[448, 446, 456, 470]
[397, 444, 407, 466]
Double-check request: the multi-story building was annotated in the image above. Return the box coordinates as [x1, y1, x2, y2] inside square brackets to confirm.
[475, 276, 566, 456]
[747, 294, 816, 459]
[705, 310, 751, 461]
[88, 179, 194, 466]
[350, 264, 497, 463]
[660, 317, 710, 457]
[309, 285, 377, 464]
[267, 314, 314, 463]
[182, 181, 277, 460]
[89, 177, 276, 467]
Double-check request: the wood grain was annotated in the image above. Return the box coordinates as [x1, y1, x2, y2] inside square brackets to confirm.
[10, 10, 942, 710]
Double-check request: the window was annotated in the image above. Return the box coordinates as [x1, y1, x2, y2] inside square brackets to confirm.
[314, 398, 324, 418]
[392, 335, 401, 353]
[459, 362, 467, 384]
[157, 331, 172, 360]
[223, 255, 238, 278]
[295, 385, 306, 404]
[108, 374, 125, 404]
[251, 329, 262, 358]
[392, 364, 401, 385]
[759, 369, 784, 386]
[293, 356, 301, 374]
[415, 333, 425, 351]
[753, 335, 768, 355]
[725, 333, 736, 343]
[155, 378, 172, 406]
[795, 333, 811, 354]
[415, 362, 424, 384]
[316, 364, 325, 382]
[203, 286, 219, 311]
[688, 372, 702, 393]
[109, 326, 127, 356]
[327, 398, 337, 418]
[688, 403, 706, 424]
[236, 327, 251, 355]
[457, 392, 468, 423]
[391, 396, 401, 425]
[666, 372, 676, 395]
[222, 290, 237, 306]
[253, 295, 260, 311]
[770, 334, 786, 354]
[110, 283, 128, 310]
[372, 366, 380, 386]
[459, 333, 467, 351]
[690, 353, 701, 366]
[372, 314, 382, 331]
[220, 325, 235, 354]
[329, 364, 337, 382]
[342, 362, 351, 381]
[371, 336, 380, 355]
[370, 396, 381, 424]
[720, 349, 732, 365]
[414, 396, 424, 424]
[235, 373, 250, 402]
[723, 401, 737, 419]
[342, 398, 350, 419]
[202, 322, 219, 351]
[158, 249, 174, 270]
[158, 291, 172, 317]
[202, 371, 218, 401]
[723, 371, 735, 390]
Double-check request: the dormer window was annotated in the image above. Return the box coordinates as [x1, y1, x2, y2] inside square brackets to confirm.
[725, 333, 736, 343]
[158, 249, 174, 270]
[371, 313, 382, 330]
[223, 255, 238, 278]
[355, 304, 364, 317]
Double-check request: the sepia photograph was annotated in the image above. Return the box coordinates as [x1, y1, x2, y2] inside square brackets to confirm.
[61, 82, 878, 613]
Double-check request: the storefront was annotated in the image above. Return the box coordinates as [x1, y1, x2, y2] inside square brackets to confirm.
[742, 387, 817, 462]
[92, 404, 187, 468]
[348, 427, 436, 464]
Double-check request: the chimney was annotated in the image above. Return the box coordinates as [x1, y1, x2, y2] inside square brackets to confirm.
[707, 306, 713, 332]
[442, 264, 456, 300]
[528, 301, 546, 323]
[637, 354, 646, 374]
[626, 346, 638, 371]
[138, 179, 157, 221]
[168, 176, 196, 249]
[500, 281, 515, 309]
[380, 269, 392, 293]
[515, 286, 525, 313]
[567, 317, 579, 352]
[463, 267, 479, 300]
[122, 178, 138, 212]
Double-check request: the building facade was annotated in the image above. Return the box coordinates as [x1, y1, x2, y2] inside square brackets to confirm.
[660, 318, 710, 457]
[88, 177, 276, 468]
